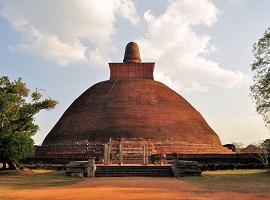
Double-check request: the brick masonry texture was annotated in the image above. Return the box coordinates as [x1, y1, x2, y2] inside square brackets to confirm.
[43, 79, 222, 147]
[39, 42, 232, 160]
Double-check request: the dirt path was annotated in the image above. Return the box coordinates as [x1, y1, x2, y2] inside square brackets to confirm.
[5, 177, 270, 200]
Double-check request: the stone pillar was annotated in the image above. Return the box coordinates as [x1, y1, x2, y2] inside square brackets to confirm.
[119, 143, 123, 165]
[108, 143, 111, 164]
[104, 144, 107, 165]
[104, 143, 111, 165]
[87, 159, 96, 177]
[143, 144, 148, 165]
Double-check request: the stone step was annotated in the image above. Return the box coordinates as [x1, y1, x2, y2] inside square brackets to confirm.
[95, 173, 173, 177]
[97, 166, 172, 171]
[95, 165, 173, 177]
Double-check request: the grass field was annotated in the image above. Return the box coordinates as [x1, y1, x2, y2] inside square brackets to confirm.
[0, 170, 80, 189]
[0, 169, 269, 200]
[185, 169, 270, 194]
[0, 170, 81, 200]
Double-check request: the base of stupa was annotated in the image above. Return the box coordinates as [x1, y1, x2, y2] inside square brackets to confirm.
[35, 137, 233, 164]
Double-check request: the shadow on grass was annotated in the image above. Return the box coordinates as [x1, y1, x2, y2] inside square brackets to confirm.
[182, 169, 270, 194]
[0, 170, 81, 190]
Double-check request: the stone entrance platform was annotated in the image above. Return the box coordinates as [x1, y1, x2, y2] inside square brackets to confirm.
[66, 160, 201, 178]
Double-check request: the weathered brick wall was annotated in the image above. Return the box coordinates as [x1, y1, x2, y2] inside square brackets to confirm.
[43, 79, 223, 146]
[109, 63, 154, 80]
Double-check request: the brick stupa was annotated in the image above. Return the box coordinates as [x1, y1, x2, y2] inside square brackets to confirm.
[36, 42, 232, 163]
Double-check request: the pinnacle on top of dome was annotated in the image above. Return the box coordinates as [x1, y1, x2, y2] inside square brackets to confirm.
[123, 42, 141, 63]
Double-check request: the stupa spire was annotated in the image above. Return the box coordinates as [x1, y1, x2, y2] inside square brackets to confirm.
[123, 42, 141, 63]
[109, 42, 154, 80]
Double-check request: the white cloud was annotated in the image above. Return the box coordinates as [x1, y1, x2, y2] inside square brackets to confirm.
[0, 0, 139, 65]
[0, 0, 247, 91]
[15, 34, 87, 65]
[217, 114, 269, 145]
[115, 0, 139, 25]
[138, 0, 247, 92]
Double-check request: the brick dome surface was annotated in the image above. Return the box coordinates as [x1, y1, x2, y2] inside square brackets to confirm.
[43, 79, 222, 146]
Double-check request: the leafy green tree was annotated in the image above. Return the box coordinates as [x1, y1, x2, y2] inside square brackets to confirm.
[262, 138, 270, 155]
[252, 139, 270, 168]
[0, 76, 57, 169]
[251, 28, 270, 127]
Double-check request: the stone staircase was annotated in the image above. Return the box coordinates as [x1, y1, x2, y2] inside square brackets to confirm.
[95, 165, 173, 177]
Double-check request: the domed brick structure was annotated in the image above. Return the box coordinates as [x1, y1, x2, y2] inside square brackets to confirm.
[36, 42, 233, 163]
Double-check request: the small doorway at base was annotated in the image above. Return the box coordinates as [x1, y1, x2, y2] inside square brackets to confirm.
[103, 140, 149, 165]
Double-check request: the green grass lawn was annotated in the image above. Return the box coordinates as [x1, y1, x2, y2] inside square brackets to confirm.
[183, 169, 270, 194]
[0, 170, 81, 190]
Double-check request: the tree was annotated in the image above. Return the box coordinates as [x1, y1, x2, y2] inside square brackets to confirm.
[0, 76, 58, 169]
[263, 138, 270, 153]
[251, 27, 270, 127]
[252, 139, 270, 168]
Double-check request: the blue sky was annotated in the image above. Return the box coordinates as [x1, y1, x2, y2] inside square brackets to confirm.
[0, 0, 269, 145]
